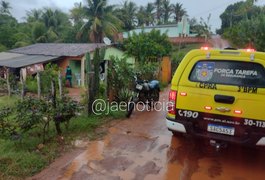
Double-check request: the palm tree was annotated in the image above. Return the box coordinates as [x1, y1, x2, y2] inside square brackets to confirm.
[137, 6, 145, 26]
[137, 3, 155, 26]
[41, 8, 70, 33]
[80, 0, 122, 43]
[116, 1, 138, 31]
[172, 3, 187, 23]
[0, 0, 11, 15]
[70, 2, 84, 25]
[154, 0, 163, 24]
[162, 0, 172, 24]
[26, 9, 43, 23]
[145, 3, 156, 26]
[29, 8, 71, 43]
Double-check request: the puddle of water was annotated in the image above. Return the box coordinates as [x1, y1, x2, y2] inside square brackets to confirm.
[59, 141, 104, 180]
[72, 139, 89, 148]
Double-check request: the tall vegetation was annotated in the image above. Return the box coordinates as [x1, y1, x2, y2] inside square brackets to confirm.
[0, 0, 190, 51]
[79, 0, 122, 43]
[218, 0, 265, 51]
[124, 29, 172, 63]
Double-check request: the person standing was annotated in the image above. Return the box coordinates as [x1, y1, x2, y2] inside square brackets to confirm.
[65, 65, 72, 87]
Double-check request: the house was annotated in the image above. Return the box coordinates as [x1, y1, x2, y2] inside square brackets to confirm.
[0, 43, 134, 87]
[119, 16, 205, 44]
[122, 23, 190, 39]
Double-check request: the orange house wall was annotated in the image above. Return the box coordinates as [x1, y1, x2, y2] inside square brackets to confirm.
[57, 57, 82, 76]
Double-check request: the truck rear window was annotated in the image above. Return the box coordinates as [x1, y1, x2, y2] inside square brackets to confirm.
[189, 60, 265, 87]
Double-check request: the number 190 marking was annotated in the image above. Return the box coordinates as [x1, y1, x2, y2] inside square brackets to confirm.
[178, 110, 199, 119]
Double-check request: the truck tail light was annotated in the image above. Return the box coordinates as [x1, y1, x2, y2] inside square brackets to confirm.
[201, 46, 211, 50]
[245, 48, 256, 52]
[168, 90, 177, 115]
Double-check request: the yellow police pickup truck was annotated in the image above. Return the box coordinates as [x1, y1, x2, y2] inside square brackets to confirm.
[167, 47, 265, 147]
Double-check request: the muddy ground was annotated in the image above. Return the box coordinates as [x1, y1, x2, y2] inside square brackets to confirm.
[30, 88, 265, 180]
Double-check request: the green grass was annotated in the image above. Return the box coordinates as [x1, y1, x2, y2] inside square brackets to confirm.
[0, 108, 125, 179]
[0, 96, 19, 108]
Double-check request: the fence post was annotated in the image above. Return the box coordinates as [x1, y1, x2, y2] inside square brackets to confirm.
[107, 61, 114, 102]
[37, 71, 41, 99]
[58, 71, 62, 99]
[6, 68, 11, 97]
[85, 52, 95, 115]
[20, 69, 25, 100]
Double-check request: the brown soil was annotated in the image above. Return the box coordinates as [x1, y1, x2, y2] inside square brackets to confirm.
[30, 88, 265, 180]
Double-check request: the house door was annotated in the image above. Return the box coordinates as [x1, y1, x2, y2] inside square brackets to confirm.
[69, 60, 81, 87]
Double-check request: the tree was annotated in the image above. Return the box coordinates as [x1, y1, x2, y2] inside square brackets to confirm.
[27, 8, 71, 43]
[115, 1, 138, 31]
[137, 3, 155, 26]
[218, 1, 261, 34]
[0, 14, 17, 48]
[145, 3, 156, 26]
[172, 3, 187, 23]
[70, 2, 84, 25]
[79, 0, 122, 43]
[154, 0, 163, 24]
[0, 43, 6, 52]
[0, 0, 11, 15]
[26, 9, 43, 23]
[137, 6, 146, 26]
[189, 15, 211, 39]
[41, 8, 70, 33]
[161, 0, 172, 24]
[124, 29, 172, 63]
[223, 13, 265, 51]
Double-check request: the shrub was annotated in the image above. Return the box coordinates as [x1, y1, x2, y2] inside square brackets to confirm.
[25, 76, 38, 93]
[108, 56, 134, 99]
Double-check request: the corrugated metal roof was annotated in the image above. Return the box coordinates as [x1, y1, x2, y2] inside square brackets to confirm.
[9, 43, 106, 56]
[0, 52, 58, 68]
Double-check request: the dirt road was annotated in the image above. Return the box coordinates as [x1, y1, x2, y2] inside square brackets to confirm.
[31, 89, 265, 180]
[209, 35, 230, 49]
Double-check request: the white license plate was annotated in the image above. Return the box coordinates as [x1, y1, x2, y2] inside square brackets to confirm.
[207, 124, 235, 136]
[136, 84, 143, 90]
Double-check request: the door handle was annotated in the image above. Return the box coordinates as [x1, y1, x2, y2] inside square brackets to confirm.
[214, 94, 235, 104]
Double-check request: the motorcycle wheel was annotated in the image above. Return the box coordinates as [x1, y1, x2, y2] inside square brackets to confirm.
[126, 97, 135, 118]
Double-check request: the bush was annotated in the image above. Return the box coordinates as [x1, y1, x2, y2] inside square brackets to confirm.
[108, 56, 134, 99]
[40, 63, 60, 94]
[136, 62, 160, 80]
[25, 76, 38, 93]
[117, 88, 134, 102]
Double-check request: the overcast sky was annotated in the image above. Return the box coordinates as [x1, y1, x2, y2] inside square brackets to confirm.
[9, 0, 265, 31]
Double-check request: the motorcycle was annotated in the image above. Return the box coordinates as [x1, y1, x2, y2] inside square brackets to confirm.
[126, 75, 160, 118]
